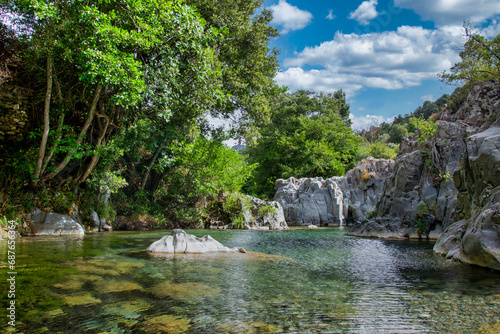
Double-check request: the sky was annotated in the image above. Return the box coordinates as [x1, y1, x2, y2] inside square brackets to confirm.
[261, 0, 500, 130]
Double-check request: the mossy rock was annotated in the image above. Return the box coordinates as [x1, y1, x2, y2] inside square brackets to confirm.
[96, 279, 143, 293]
[149, 282, 220, 302]
[53, 280, 85, 290]
[60, 292, 101, 306]
[139, 315, 190, 334]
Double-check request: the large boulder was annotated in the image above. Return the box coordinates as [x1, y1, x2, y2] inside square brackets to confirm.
[274, 157, 394, 226]
[435, 124, 500, 270]
[274, 177, 343, 226]
[334, 157, 395, 222]
[432, 219, 467, 260]
[147, 229, 246, 254]
[30, 209, 85, 236]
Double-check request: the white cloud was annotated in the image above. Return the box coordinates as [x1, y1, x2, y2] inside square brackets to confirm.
[394, 0, 500, 25]
[421, 94, 434, 101]
[276, 26, 463, 96]
[326, 10, 336, 20]
[482, 20, 500, 38]
[349, 114, 394, 130]
[270, 0, 313, 34]
[349, 0, 379, 25]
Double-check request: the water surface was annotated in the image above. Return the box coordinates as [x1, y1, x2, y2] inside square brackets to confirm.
[1, 228, 499, 333]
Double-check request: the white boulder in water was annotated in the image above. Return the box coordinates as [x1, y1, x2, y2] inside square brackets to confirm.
[147, 229, 246, 254]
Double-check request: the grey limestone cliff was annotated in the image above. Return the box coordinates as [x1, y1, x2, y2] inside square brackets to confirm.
[274, 157, 394, 226]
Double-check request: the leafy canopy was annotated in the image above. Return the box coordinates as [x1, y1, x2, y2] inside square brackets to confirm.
[245, 90, 360, 198]
[440, 25, 500, 85]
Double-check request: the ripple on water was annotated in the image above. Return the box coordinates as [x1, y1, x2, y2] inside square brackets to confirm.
[1, 228, 499, 333]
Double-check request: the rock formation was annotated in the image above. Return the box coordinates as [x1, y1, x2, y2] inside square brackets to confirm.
[274, 157, 394, 226]
[348, 81, 500, 269]
[30, 208, 85, 236]
[434, 122, 500, 270]
[242, 196, 288, 230]
[272, 81, 500, 270]
[147, 229, 246, 254]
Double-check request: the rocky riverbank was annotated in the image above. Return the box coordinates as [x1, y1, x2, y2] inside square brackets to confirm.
[349, 81, 500, 269]
[273, 81, 499, 270]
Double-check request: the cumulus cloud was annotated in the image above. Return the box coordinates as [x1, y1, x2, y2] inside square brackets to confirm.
[349, 0, 379, 25]
[326, 10, 336, 20]
[349, 114, 394, 130]
[276, 26, 463, 96]
[270, 0, 313, 34]
[394, 0, 500, 25]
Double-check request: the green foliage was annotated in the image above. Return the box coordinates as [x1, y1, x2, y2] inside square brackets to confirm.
[358, 93, 450, 147]
[258, 204, 276, 217]
[416, 202, 429, 216]
[245, 90, 360, 198]
[416, 219, 429, 237]
[365, 211, 376, 219]
[358, 141, 398, 160]
[410, 117, 437, 142]
[0, 216, 24, 237]
[186, 0, 280, 140]
[88, 171, 128, 195]
[388, 124, 408, 144]
[151, 138, 252, 227]
[440, 26, 500, 85]
[222, 192, 251, 229]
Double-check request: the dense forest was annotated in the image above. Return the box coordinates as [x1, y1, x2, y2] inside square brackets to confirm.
[0, 1, 499, 232]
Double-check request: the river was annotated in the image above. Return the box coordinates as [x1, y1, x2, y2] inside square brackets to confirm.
[1, 228, 499, 333]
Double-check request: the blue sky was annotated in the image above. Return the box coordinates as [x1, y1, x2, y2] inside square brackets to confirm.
[261, 0, 500, 129]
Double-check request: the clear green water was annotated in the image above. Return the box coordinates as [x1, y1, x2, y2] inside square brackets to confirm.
[1, 228, 499, 333]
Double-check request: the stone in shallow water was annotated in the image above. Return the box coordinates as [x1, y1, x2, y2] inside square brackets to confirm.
[53, 280, 84, 290]
[96, 279, 144, 293]
[139, 315, 191, 334]
[149, 282, 221, 302]
[60, 292, 101, 306]
[146, 229, 246, 254]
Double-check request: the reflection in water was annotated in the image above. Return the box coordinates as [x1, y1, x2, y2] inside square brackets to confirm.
[0, 229, 499, 333]
[345, 238, 428, 333]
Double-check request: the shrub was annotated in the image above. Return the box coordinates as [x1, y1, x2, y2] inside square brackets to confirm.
[258, 204, 276, 216]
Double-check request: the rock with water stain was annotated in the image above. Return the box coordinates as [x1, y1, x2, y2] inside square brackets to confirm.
[438, 124, 500, 270]
[147, 229, 246, 254]
[274, 157, 394, 226]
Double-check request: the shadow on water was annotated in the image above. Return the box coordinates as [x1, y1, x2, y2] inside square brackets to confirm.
[1, 228, 499, 333]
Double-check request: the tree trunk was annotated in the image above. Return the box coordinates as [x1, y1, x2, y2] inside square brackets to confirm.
[32, 57, 53, 186]
[140, 147, 161, 190]
[41, 77, 65, 176]
[77, 115, 110, 184]
[43, 84, 102, 182]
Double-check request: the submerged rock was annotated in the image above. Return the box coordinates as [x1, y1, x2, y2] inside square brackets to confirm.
[147, 229, 246, 254]
[30, 208, 85, 236]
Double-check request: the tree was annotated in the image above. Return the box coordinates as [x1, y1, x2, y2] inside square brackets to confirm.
[1, 0, 219, 189]
[440, 24, 500, 85]
[245, 90, 360, 198]
[388, 124, 408, 144]
[144, 137, 252, 227]
[186, 0, 280, 140]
